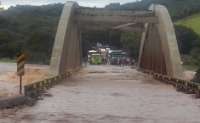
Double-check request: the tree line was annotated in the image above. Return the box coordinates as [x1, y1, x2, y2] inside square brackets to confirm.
[0, 4, 63, 64]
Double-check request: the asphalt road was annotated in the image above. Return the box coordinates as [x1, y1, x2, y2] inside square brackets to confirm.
[0, 65, 200, 123]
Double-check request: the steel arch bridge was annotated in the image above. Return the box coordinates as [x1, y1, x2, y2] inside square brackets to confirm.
[49, 1, 183, 79]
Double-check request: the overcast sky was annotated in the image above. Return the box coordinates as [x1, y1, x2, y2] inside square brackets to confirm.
[1, 0, 138, 9]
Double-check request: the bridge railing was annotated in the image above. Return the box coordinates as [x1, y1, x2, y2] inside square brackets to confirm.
[141, 69, 200, 98]
[24, 72, 72, 98]
[24, 67, 81, 99]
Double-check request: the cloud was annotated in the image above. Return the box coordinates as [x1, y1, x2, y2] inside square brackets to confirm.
[1, 0, 137, 8]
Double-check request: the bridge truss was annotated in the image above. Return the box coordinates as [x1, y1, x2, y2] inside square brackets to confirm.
[49, 2, 183, 78]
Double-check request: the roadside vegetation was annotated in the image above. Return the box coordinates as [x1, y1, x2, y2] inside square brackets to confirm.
[0, 58, 15, 63]
[0, 4, 63, 64]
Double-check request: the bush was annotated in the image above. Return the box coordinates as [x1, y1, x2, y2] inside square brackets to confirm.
[193, 69, 200, 83]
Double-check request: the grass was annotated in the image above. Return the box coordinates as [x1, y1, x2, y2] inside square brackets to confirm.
[183, 64, 199, 71]
[176, 14, 200, 71]
[176, 13, 200, 36]
[0, 58, 16, 63]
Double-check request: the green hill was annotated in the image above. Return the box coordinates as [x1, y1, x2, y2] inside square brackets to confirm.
[175, 14, 200, 69]
[176, 13, 200, 36]
[106, 0, 200, 21]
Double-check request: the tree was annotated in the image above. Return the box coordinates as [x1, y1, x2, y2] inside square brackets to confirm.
[0, 4, 62, 64]
[120, 32, 141, 59]
[175, 25, 200, 54]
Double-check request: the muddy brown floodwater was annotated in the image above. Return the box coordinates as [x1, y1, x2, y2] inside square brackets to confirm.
[0, 63, 49, 98]
[0, 65, 200, 123]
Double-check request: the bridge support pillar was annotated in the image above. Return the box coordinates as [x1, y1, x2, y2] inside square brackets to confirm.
[49, 2, 81, 76]
[138, 4, 183, 78]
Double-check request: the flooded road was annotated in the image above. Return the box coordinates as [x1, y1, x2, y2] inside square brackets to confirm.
[0, 65, 200, 123]
[0, 63, 49, 98]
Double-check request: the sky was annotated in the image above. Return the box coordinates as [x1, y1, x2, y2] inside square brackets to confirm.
[0, 0, 138, 9]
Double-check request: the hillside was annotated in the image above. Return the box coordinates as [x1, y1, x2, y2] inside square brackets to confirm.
[175, 14, 200, 69]
[176, 14, 200, 36]
[0, 4, 63, 64]
[106, 0, 200, 20]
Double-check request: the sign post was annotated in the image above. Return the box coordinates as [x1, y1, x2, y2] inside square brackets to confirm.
[17, 54, 26, 94]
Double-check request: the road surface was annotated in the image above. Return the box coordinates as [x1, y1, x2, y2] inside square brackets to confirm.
[0, 65, 200, 123]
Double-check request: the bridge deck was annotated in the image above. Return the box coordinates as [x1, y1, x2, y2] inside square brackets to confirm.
[0, 65, 200, 123]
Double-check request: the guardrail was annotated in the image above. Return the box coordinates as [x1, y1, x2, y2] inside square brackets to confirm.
[24, 72, 72, 98]
[141, 69, 200, 98]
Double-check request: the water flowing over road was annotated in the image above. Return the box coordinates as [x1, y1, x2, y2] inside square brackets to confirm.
[0, 65, 200, 123]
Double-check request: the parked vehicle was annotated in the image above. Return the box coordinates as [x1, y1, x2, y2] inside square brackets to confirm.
[90, 53, 102, 65]
[109, 50, 128, 65]
[88, 50, 97, 63]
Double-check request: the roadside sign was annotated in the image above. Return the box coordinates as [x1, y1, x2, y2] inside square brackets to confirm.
[17, 54, 26, 76]
[16, 53, 27, 94]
